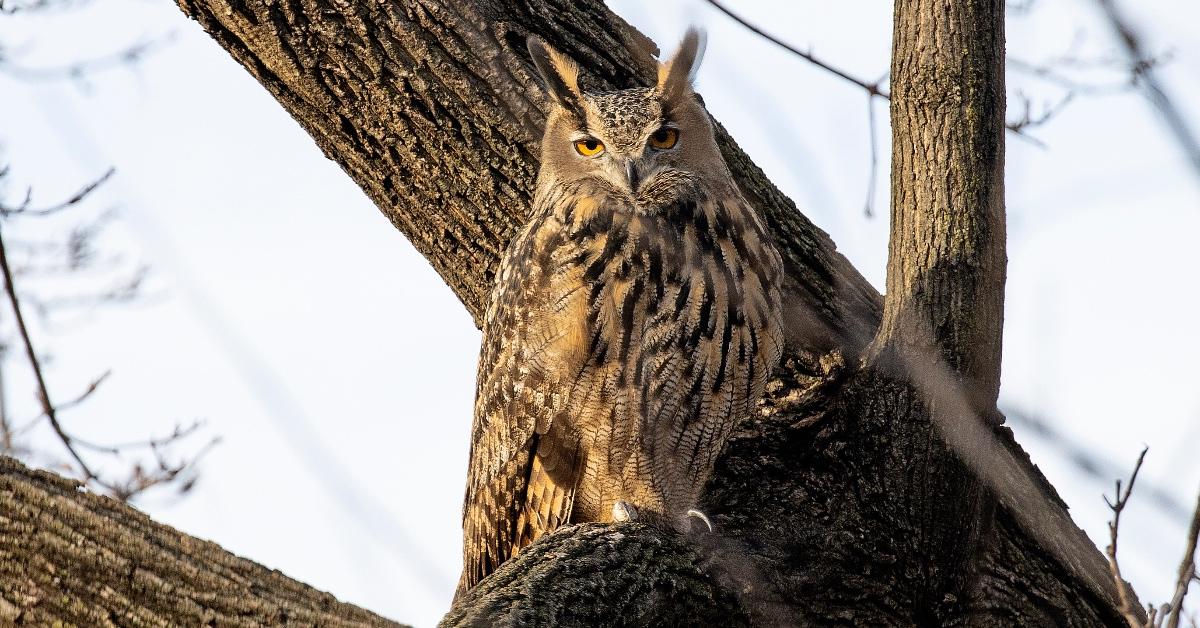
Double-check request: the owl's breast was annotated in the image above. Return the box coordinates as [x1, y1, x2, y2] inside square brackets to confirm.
[527, 190, 784, 438]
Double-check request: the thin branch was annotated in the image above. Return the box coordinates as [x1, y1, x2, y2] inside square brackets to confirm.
[0, 33, 176, 84]
[42, 370, 109, 416]
[1008, 0, 1039, 13]
[1166, 489, 1200, 628]
[863, 94, 879, 217]
[1008, 91, 1075, 133]
[0, 345, 11, 453]
[0, 219, 102, 485]
[1094, 0, 1200, 181]
[71, 419, 205, 455]
[8, 372, 112, 441]
[701, 0, 887, 97]
[0, 167, 114, 216]
[1009, 56, 1144, 95]
[701, 0, 1066, 147]
[1105, 446, 1149, 628]
[104, 433, 220, 501]
[0, 0, 91, 13]
[1005, 406, 1192, 522]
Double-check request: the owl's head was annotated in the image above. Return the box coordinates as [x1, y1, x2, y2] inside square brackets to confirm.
[528, 29, 725, 212]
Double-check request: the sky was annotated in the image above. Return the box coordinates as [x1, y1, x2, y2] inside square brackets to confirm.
[0, 1, 1197, 625]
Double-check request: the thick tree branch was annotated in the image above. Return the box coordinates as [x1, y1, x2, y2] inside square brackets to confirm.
[170, 0, 881, 357]
[0, 0, 1144, 625]
[0, 456, 403, 626]
[442, 523, 747, 627]
[873, 0, 1007, 407]
[164, 0, 1131, 622]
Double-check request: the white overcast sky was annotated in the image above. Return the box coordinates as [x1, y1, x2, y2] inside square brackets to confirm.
[1, 1, 1198, 625]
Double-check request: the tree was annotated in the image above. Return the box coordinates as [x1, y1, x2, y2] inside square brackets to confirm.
[1, 0, 1191, 625]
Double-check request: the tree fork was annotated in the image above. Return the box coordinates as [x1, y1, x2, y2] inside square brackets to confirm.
[855, 0, 1008, 620]
[0, 0, 1144, 625]
[170, 0, 882, 356]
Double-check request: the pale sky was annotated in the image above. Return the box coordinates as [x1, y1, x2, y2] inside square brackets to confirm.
[1, 1, 1197, 625]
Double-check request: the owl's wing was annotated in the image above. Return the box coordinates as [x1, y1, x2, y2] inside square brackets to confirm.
[457, 210, 589, 596]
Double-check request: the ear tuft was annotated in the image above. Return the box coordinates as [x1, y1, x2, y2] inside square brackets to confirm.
[657, 28, 706, 105]
[527, 36, 584, 114]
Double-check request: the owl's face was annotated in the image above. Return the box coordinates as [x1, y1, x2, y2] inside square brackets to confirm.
[529, 30, 725, 213]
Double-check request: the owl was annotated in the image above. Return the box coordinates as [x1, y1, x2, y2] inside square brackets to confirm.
[456, 29, 784, 596]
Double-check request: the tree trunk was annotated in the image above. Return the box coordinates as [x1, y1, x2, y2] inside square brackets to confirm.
[875, 0, 1008, 411]
[0, 0, 1144, 626]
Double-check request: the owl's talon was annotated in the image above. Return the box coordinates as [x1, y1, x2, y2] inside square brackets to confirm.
[686, 508, 714, 533]
[612, 500, 639, 522]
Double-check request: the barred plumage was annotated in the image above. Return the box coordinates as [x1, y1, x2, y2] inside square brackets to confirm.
[457, 29, 784, 596]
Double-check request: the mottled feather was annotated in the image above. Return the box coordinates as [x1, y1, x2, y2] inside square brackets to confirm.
[457, 29, 784, 596]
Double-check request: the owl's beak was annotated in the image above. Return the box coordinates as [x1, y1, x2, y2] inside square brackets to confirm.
[624, 159, 641, 194]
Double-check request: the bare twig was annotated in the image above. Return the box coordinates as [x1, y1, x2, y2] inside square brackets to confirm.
[701, 0, 894, 218]
[35, 264, 150, 310]
[1009, 56, 1145, 95]
[701, 0, 1066, 149]
[0, 219, 102, 484]
[1094, 0, 1200, 181]
[71, 419, 206, 455]
[0, 0, 90, 13]
[0, 344, 11, 453]
[1005, 406, 1192, 522]
[0, 33, 176, 85]
[0, 167, 114, 216]
[1008, 91, 1075, 133]
[54, 369, 109, 410]
[701, 0, 887, 97]
[105, 433, 220, 500]
[1008, 0, 1040, 14]
[863, 95, 879, 217]
[1166, 489, 1200, 628]
[1105, 446, 1149, 628]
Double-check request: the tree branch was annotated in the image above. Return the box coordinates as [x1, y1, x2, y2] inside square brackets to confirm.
[443, 523, 747, 627]
[162, 0, 1133, 623]
[0, 0, 1145, 624]
[701, 0, 1070, 142]
[171, 0, 881, 357]
[1105, 447, 1149, 627]
[700, 0, 887, 97]
[0, 220, 100, 485]
[1166, 489, 1200, 628]
[1094, 0, 1200, 181]
[0, 167, 114, 217]
[0, 455, 404, 626]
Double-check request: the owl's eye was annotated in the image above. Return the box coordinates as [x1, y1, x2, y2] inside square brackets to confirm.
[648, 127, 679, 150]
[574, 137, 605, 157]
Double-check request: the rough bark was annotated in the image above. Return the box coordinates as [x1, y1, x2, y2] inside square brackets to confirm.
[444, 523, 748, 627]
[875, 0, 1008, 406]
[0, 0, 1143, 626]
[0, 456, 403, 627]
[857, 0, 1007, 620]
[169, 0, 881, 357]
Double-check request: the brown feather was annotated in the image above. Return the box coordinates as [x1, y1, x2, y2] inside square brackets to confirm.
[458, 29, 782, 597]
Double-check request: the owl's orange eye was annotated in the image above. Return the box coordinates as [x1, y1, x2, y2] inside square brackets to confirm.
[648, 127, 679, 150]
[574, 137, 605, 157]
